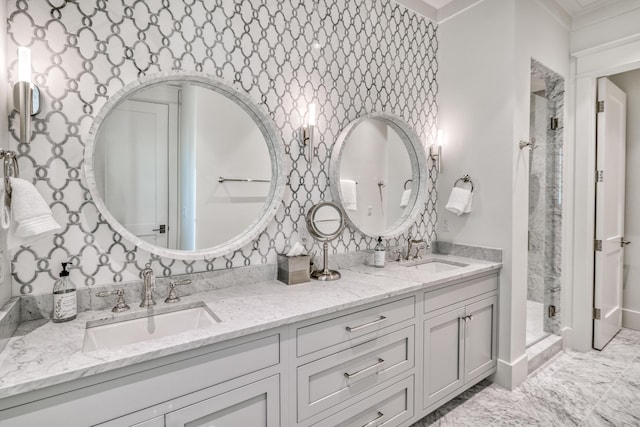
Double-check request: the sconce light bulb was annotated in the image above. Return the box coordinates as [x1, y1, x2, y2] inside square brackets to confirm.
[17, 47, 31, 83]
[437, 129, 444, 147]
[308, 103, 316, 127]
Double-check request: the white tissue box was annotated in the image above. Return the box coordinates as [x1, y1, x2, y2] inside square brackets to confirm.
[277, 255, 311, 285]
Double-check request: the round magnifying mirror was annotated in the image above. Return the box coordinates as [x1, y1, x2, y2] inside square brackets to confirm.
[306, 201, 345, 281]
[330, 113, 428, 239]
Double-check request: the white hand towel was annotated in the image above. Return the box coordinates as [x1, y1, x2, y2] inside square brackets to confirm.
[445, 187, 473, 216]
[5, 178, 61, 250]
[400, 189, 411, 208]
[340, 179, 358, 211]
[463, 191, 473, 214]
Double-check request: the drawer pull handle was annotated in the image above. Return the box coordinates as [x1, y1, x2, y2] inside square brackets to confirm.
[344, 358, 385, 380]
[362, 411, 385, 427]
[346, 316, 387, 332]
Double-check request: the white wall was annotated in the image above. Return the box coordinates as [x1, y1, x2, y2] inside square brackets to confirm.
[609, 69, 640, 331]
[0, 3, 11, 307]
[571, 0, 640, 55]
[438, 0, 569, 388]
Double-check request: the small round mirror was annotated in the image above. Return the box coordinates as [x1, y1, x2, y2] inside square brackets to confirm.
[306, 201, 345, 281]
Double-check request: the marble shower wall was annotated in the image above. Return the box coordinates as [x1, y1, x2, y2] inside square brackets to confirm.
[527, 59, 564, 335]
[5, 1, 439, 294]
[528, 93, 547, 304]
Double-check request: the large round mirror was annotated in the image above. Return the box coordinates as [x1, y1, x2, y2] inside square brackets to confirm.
[329, 113, 428, 238]
[84, 72, 286, 260]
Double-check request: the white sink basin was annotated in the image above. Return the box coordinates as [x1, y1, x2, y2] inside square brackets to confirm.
[400, 259, 468, 272]
[415, 261, 467, 273]
[83, 302, 220, 352]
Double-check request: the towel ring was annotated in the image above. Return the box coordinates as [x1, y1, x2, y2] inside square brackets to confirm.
[404, 179, 412, 190]
[1, 150, 19, 204]
[454, 174, 474, 192]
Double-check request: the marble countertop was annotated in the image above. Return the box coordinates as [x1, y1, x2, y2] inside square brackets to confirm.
[0, 254, 500, 400]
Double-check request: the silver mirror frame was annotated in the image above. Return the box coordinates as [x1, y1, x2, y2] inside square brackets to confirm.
[83, 71, 288, 261]
[305, 201, 345, 281]
[306, 201, 346, 241]
[329, 112, 428, 239]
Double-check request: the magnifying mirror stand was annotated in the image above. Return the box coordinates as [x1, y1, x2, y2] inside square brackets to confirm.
[311, 241, 341, 281]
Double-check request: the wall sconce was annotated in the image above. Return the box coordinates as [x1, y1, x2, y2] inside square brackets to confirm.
[430, 129, 443, 172]
[13, 47, 41, 144]
[300, 103, 315, 161]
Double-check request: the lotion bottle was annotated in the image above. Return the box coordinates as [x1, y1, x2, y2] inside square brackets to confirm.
[374, 237, 386, 268]
[52, 262, 77, 323]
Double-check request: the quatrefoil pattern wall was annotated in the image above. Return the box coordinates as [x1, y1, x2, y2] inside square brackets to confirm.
[6, 0, 438, 294]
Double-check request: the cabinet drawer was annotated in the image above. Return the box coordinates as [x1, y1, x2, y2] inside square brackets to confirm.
[297, 326, 414, 422]
[297, 296, 415, 357]
[93, 334, 280, 427]
[311, 375, 414, 427]
[165, 375, 280, 427]
[424, 274, 497, 313]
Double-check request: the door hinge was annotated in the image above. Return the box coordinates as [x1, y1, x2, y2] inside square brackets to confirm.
[593, 307, 601, 320]
[152, 224, 166, 234]
[597, 101, 605, 112]
[594, 239, 602, 251]
[548, 305, 557, 318]
[596, 170, 604, 182]
[550, 117, 559, 130]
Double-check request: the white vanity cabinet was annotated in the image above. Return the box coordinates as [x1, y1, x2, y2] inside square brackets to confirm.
[0, 331, 283, 427]
[0, 268, 501, 427]
[422, 274, 498, 411]
[290, 295, 417, 426]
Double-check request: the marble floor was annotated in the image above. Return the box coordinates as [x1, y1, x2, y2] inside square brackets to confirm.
[526, 299, 548, 346]
[411, 328, 640, 426]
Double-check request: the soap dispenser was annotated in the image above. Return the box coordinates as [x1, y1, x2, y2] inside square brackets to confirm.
[374, 236, 386, 268]
[52, 262, 77, 323]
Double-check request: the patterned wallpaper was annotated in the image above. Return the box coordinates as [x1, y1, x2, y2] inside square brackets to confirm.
[6, 0, 439, 294]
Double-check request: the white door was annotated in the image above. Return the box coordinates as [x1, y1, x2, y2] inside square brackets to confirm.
[593, 77, 627, 350]
[99, 100, 170, 248]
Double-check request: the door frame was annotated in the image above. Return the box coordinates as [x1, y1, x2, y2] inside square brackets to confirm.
[569, 39, 640, 351]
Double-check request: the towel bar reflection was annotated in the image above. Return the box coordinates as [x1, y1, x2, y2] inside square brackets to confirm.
[1, 150, 19, 204]
[217, 177, 271, 183]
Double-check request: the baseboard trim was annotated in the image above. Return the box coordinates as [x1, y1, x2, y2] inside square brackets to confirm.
[494, 353, 528, 390]
[622, 309, 640, 331]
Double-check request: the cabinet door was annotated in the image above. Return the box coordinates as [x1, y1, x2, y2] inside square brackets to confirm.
[423, 307, 465, 409]
[464, 295, 498, 383]
[165, 375, 279, 427]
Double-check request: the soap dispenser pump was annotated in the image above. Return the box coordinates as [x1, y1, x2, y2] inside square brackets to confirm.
[52, 262, 77, 323]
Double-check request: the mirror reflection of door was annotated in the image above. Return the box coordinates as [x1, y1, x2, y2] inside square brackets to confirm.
[95, 98, 173, 249]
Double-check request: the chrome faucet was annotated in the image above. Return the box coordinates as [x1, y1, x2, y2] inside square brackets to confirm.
[406, 234, 425, 261]
[140, 263, 156, 307]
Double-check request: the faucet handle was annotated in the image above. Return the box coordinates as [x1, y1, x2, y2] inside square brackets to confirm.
[96, 288, 130, 313]
[165, 279, 192, 304]
[391, 249, 402, 262]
